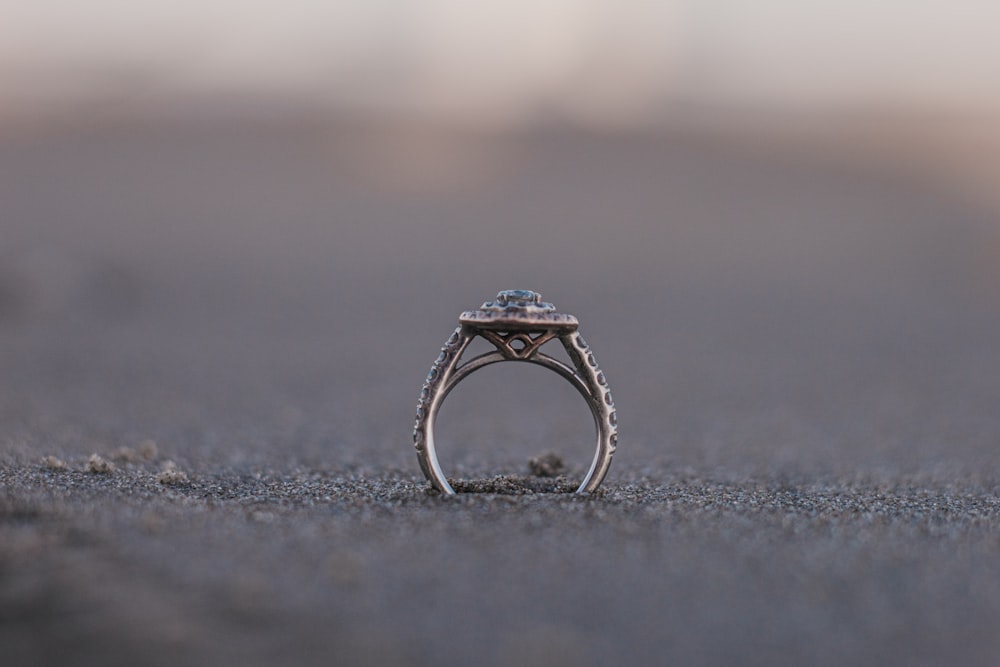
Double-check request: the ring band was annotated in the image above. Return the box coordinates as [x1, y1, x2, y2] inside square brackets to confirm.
[413, 290, 618, 494]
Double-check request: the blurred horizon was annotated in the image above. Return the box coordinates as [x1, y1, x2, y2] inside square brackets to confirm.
[4, 2, 1000, 213]
[4, 2, 1000, 121]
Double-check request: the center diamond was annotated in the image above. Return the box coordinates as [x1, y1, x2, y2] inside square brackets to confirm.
[482, 290, 555, 313]
[459, 290, 578, 332]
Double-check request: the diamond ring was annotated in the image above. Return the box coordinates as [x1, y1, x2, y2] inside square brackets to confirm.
[413, 290, 617, 494]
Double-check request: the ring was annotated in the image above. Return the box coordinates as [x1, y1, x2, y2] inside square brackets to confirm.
[413, 290, 618, 494]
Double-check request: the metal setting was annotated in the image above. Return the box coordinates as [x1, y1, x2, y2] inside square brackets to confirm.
[413, 290, 618, 494]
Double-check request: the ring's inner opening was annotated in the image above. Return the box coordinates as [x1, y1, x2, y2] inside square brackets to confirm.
[434, 352, 595, 490]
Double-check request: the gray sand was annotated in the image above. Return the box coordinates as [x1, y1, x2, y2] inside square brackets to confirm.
[2, 121, 1000, 665]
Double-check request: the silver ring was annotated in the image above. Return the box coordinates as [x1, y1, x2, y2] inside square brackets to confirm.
[413, 290, 618, 494]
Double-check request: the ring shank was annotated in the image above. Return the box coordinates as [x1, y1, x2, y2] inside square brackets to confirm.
[413, 325, 617, 494]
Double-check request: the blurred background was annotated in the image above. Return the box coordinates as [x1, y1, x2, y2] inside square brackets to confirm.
[3, 0, 1000, 475]
[4, 5, 1000, 665]
[3, 1, 1000, 202]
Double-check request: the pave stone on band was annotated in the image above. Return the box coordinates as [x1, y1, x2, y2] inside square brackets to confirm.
[413, 290, 618, 494]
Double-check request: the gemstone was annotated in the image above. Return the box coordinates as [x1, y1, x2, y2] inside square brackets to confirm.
[496, 289, 541, 306]
[479, 290, 557, 314]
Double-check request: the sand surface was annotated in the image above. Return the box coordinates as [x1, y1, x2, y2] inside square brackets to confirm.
[2, 121, 1000, 665]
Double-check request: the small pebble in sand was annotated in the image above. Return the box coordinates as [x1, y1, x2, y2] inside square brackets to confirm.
[113, 439, 159, 463]
[137, 439, 159, 461]
[41, 455, 68, 471]
[528, 452, 565, 478]
[85, 454, 115, 474]
[156, 460, 188, 485]
[112, 446, 140, 463]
